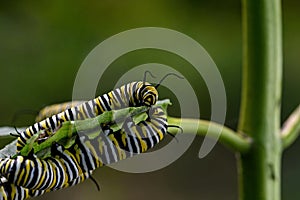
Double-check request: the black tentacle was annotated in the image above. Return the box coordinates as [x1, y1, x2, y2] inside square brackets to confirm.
[155, 73, 184, 89]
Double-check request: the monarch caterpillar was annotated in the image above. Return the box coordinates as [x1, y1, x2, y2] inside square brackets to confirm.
[16, 72, 181, 152]
[16, 81, 159, 152]
[0, 183, 45, 200]
[0, 170, 93, 200]
[2, 72, 182, 200]
[1, 106, 167, 200]
[0, 169, 93, 200]
[35, 101, 84, 122]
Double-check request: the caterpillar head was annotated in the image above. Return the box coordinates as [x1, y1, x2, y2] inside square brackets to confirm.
[140, 83, 158, 107]
[139, 71, 183, 107]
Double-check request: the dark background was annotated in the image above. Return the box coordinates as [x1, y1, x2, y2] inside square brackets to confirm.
[0, 0, 299, 199]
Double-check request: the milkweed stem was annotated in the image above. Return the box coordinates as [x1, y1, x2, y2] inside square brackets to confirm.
[167, 117, 251, 154]
[281, 104, 300, 149]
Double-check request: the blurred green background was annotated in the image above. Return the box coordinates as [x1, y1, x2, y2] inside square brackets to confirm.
[0, 0, 299, 199]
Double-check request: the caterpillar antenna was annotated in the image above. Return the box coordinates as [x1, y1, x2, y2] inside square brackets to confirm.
[143, 71, 156, 84]
[9, 126, 21, 137]
[155, 73, 184, 89]
[167, 131, 179, 142]
[90, 175, 101, 191]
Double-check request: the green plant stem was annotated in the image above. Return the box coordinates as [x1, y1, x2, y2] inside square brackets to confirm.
[238, 0, 282, 199]
[281, 104, 300, 149]
[168, 117, 251, 153]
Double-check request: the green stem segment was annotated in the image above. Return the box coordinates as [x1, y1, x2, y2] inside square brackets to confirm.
[281, 105, 300, 149]
[238, 0, 282, 199]
[168, 117, 251, 153]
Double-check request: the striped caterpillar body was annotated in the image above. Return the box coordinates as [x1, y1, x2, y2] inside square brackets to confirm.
[35, 101, 84, 122]
[0, 183, 45, 200]
[16, 81, 158, 152]
[0, 171, 91, 200]
[0, 106, 167, 200]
